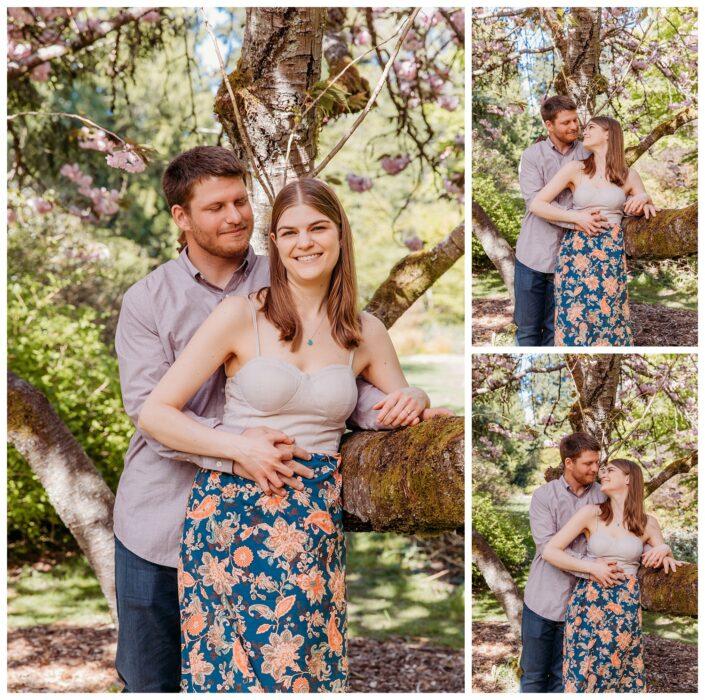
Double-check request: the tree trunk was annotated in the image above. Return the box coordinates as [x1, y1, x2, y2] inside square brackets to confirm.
[7, 372, 118, 624]
[214, 8, 324, 250]
[472, 530, 523, 640]
[365, 224, 465, 328]
[341, 417, 464, 533]
[471, 201, 515, 302]
[550, 8, 604, 117]
[566, 355, 622, 452]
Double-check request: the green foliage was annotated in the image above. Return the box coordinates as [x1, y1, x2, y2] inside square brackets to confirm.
[8, 276, 133, 556]
[472, 494, 528, 586]
[471, 172, 523, 270]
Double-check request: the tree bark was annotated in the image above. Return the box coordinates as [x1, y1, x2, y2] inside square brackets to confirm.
[566, 355, 622, 452]
[341, 417, 464, 533]
[7, 371, 118, 624]
[639, 563, 697, 617]
[624, 203, 697, 259]
[549, 8, 605, 117]
[645, 451, 697, 497]
[365, 223, 465, 328]
[215, 8, 324, 250]
[471, 201, 515, 301]
[472, 530, 523, 640]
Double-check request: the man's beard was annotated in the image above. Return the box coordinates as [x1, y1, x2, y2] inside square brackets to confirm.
[189, 220, 252, 260]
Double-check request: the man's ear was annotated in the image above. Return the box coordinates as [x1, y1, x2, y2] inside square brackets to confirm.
[171, 204, 190, 232]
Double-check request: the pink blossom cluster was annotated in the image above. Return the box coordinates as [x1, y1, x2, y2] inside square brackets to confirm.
[27, 197, 54, 215]
[403, 234, 424, 251]
[106, 148, 147, 174]
[78, 126, 116, 154]
[380, 154, 411, 175]
[60, 163, 121, 218]
[352, 26, 370, 47]
[346, 174, 373, 192]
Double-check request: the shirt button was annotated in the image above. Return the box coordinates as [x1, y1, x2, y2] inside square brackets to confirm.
[216, 461, 223, 468]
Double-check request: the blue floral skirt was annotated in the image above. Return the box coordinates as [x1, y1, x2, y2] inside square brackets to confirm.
[555, 225, 633, 346]
[563, 577, 645, 693]
[179, 454, 347, 692]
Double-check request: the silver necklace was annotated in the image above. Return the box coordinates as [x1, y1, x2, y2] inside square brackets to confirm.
[304, 312, 327, 346]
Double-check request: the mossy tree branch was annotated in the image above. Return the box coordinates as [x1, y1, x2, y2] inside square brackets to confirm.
[365, 223, 464, 328]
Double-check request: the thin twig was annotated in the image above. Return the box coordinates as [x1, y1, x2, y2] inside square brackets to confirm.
[7, 111, 128, 147]
[199, 7, 275, 204]
[283, 17, 408, 185]
[311, 8, 421, 177]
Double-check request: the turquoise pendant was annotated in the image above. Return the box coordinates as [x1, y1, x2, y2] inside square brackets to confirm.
[307, 339, 314, 346]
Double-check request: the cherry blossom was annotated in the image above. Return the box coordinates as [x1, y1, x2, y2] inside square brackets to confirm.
[346, 174, 373, 192]
[380, 154, 411, 175]
[106, 148, 147, 174]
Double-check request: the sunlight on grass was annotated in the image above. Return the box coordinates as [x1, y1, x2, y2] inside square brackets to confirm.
[9, 556, 110, 628]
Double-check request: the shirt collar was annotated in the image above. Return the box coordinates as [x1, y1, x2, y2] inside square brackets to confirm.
[178, 245, 254, 283]
[559, 474, 594, 496]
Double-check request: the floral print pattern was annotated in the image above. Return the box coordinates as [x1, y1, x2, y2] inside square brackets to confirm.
[179, 454, 347, 692]
[563, 577, 645, 693]
[555, 225, 633, 346]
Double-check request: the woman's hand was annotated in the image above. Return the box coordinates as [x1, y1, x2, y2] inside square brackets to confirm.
[641, 543, 672, 569]
[660, 556, 685, 574]
[373, 387, 429, 427]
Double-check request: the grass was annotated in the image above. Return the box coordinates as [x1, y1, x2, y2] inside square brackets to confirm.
[401, 355, 464, 415]
[347, 532, 464, 649]
[8, 556, 111, 628]
[473, 259, 697, 311]
[9, 533, 464, 649]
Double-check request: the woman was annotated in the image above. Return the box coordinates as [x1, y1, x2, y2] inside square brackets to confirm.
[543, 459, 681, 692]
[529, 116, 655, 346]
[138, 178, 438, 692]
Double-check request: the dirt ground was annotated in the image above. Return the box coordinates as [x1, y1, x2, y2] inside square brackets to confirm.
[472, 297, 697, 346]
[472, 621, 697, 693]
[8, 624, 464, 693]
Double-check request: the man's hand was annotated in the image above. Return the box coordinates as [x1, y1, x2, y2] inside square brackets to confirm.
[641, 543, 672, 569]
[233, 427, 312, 496]
[373, 386, 429, 427]
[589, 558, 626, 587]
[573, 208, 609, 236]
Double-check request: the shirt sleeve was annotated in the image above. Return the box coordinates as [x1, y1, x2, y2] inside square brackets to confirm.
[519, 146, 575, 228]
[115, 286, 233, 473]
[530, 488, 590, 579]
[346, 378, 394, 432]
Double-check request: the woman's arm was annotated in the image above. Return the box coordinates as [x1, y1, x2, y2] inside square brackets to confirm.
[357, 312, 430, 427]
[529, 161, 609, 235]
[643, 515, 681, 573]
[138, 297, 309, 492]
[624, 168, 656, 218]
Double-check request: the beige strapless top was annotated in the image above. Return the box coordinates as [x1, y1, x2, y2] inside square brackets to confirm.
[573, 179, 626, 229]
[222, 297, 358, 453]
[587, 523, 643, 576]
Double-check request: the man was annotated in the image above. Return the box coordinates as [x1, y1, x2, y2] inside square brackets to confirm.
[113, 146, 439, 691]
[514, 95, 649, 346]
[520, 432, 671, 692]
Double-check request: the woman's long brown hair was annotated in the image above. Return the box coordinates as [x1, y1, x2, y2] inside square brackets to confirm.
[260, 178, 362, 352]
[581, 116, 629, 187]
[599, 458, 647, 536]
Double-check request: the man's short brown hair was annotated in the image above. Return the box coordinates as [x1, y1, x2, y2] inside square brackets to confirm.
[559, 432, 601, 464]
[540, 95, 578, 123]
[162, 146, 247, 210]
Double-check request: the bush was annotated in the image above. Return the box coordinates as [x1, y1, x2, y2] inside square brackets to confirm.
[664, 528, 698, 563]
[472, 493, 528, 587]
[8, 276, 133, 557]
